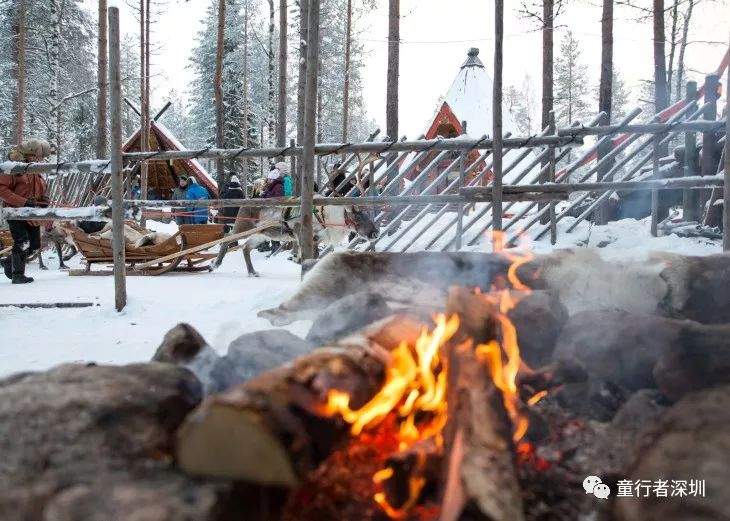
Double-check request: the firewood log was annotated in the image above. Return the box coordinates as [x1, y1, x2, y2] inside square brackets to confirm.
[175, 315, 427, 487]
[440, 288, 526, 520]
[440, 342, 526, 521]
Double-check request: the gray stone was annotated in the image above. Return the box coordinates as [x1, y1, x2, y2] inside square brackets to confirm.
[552, 310, 686, 391]
[0, 363, 247, 520]
[305, 291, 392, 346]
[151, 323, 208, 364]
[152, 323, 239, 395]
[508, 290, 568, 367]
[613, 385, 730, 521]
[225, 329, 313, 382]
[654, 322, 730, 402]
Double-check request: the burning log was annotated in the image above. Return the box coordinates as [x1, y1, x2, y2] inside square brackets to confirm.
[516, 359, 588, 401]
[440, 286, 527, 521]
[440, 342, 526, 521]
[175, 315, 427, 487]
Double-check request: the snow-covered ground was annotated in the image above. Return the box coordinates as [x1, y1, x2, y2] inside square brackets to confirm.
[0, 240, 311, 378]
[0, 214, 723, 378]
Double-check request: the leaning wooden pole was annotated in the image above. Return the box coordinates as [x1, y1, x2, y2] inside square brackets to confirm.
[109, 7, 127, 312]
[722, 37, 730, 251]
[492, 0, 504, 239]
[300, 0, 320, 260]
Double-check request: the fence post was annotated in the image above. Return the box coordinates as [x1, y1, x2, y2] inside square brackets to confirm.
[683, 80, 699, 221]
[108, 6, 126, 311]
[651, 136, 659, 237]
[700, 74, 720, 216]
[491, 0, 504, 243]
[455, 151, 466, 250]
[548, 110, 557, 244]
[595, 112, 612, 225]
[299, 0, 320, 260]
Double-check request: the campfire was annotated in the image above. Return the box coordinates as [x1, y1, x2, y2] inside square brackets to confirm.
[176, 242, 569, 521]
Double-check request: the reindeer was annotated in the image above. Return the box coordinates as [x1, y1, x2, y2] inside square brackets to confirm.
[35, 224, 78, 270]
[212, 204, 379, 277]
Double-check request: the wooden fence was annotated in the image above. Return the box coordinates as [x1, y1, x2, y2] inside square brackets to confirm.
[1, 7, 728, 312]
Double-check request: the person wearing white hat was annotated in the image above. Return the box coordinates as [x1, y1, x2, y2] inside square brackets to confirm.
[262, 164, 285, 198]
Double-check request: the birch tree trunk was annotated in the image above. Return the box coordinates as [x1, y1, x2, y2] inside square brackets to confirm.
[653, 0, 669, 115]
[296, 0, 309, 176]
[667, 0, 679, 103]
[276, 0, 287, 148]
[96, 0, 108, 158]
[241, 1, 250, 190]
[214, 0, 226, 187]
[342, 0, 352, 142]
[13, 0, 26, 145]
[50, 0, 61, 154]
[386, 0, 399, 142]
[653, 0, 670, 220]
[675, 0, 695, 101]
[139, 0, 148, 202]
[268, 0, 276, 146]
[541, 0, 554, 131]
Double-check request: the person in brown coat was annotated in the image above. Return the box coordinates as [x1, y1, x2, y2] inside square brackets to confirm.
[0, 139, 52, 284]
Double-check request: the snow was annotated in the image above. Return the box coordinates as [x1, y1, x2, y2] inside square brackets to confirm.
[0, 222, 310, 378]
[1, 211, 724, 379]
[378, 203, 723, 261]
[1, 206, 111, 221]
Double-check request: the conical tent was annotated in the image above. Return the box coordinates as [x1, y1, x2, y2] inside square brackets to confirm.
[425, 47, 519, 139]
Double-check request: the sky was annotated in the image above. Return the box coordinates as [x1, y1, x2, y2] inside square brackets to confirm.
[98, 0, 729, 138]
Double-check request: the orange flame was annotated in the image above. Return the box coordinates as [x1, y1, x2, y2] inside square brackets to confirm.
[475, 231, 535, 442]
[321, 314, 459, 518]
[318, 232, 540, 517]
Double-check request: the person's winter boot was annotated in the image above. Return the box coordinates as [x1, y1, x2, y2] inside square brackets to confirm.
[10, 252, 33, 284]
[1, 256, 11, 279]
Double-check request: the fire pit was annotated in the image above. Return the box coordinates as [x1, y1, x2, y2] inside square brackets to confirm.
[171, 249, 730, 520]
[2, 249, 729, 520]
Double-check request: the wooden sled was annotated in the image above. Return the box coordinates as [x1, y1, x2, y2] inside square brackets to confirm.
[70, 222, 226, 276]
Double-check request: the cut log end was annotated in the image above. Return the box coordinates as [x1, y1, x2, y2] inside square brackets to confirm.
[177, 406, 298, 487]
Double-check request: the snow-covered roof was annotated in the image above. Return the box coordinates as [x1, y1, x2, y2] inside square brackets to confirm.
[430, 48, 519, 138]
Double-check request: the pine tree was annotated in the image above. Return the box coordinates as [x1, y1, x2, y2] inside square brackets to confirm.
[120, 34, 141, 139]
[611, 69, 629, 122]
[0, 0, 96, 160]
[554, 30, 590, 127]
[505, 74, 537, 135]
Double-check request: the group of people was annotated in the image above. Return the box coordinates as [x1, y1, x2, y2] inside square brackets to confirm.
[215, 161, 293, 231]
[0, 139, 53, 284]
